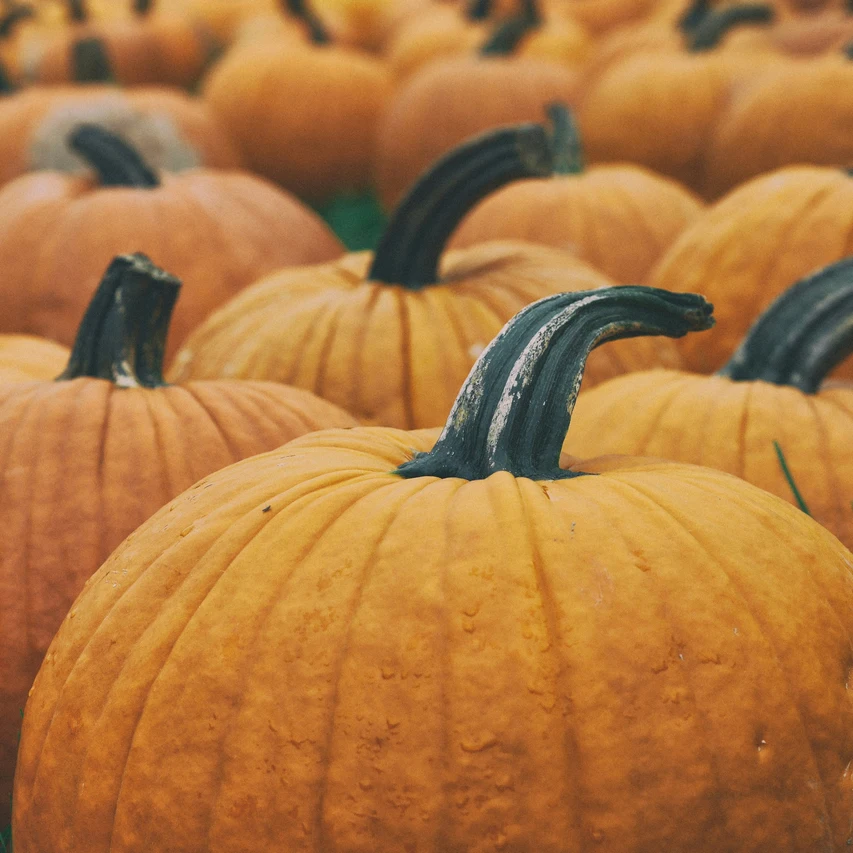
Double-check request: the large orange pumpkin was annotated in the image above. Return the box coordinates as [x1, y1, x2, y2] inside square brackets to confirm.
[0, 253, 357, 826]
[171, 125, 685, 426]
[15, 285, 853, 851]
[649, 165, 853, 374]
[567, 258, 853, 549]
[0, 123, 343, 359]
[449, 104, 704, 282]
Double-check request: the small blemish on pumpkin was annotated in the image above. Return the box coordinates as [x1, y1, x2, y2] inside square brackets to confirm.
[468, 343, 485, 358]
[262, 505, 271, 513]
[381, 667, 395, 679]
[180, 525, 193, 537]
[358, 779, 372, 791]
[461, 733, 498, 752]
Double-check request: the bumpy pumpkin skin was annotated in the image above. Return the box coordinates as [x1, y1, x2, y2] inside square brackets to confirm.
[567, 370, 853, 548]
[168, 243, 684, 428]
[448, 164, 704, 283]
[0, 168, 343, 359]
[649, 167, 853, 374]
[0, 85, 243, 189]
[13, 426, 853, 852]
[0, 334, 68, 381]
[0, 376, 356, 826]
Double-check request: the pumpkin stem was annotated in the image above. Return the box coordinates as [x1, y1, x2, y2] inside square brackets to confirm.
[718, 257, 853, 393]
[68, 124, 160, 188]
[467, 0, 492, 21]
[479, 0, 540, 54]
[57, 254, 180, 388]
[547, 103, 583, 175]
[281, 0, 330, 43]
[71, 37, 116, 83]
[0, 4, 34, 40]
[368, 124, 552, 289]
[0, 59, 15, 94]
[396, 288, 714, 481]
[686, 3, 774, 51]
[133, 0, 154, 15]
[773, 441, 811, 515]
[677, 0, 710, 33]
[67, 0, 87, 22]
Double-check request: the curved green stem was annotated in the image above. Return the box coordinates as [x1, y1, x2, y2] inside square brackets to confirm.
[547, 103, 583, 175]
[69, 124, 159, 188]
[677, 0, 710, 34]
[281, 0, 330, 43]
[58, 254, 180, 388]
[687, 3, 774, 51]
[396, 287, 714, 481]
[368, 124, 552, 289]
[718, 257, 853, 393]
[480, 0, 540, 54]
[71, 37, 115, 84]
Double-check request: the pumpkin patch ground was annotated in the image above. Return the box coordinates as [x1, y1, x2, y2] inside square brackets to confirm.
[4, 0, 853, 848]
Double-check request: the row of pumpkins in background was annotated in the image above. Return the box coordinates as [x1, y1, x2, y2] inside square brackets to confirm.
[1, 0, 853, 848]
[0, 0, 851, 205]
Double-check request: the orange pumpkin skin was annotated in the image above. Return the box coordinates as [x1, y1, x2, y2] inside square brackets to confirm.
[0, 254, 357, 827]
[0, 84, 242, 189]
[0, 334, 68, 381]
[704, 61, 853, 198]
[203, 39, 392, 204]
[449, 163, 703, 283]
[374, 55, 579, 210]
[0, 129, 343, 360]
[649, 166, 853, 374]
[578, 51, 782, 195]
[14, 288, 853, 852]
[168, 242, 684, 427]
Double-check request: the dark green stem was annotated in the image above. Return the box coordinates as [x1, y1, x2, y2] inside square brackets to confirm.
[282, 0, 330, 43]
[67, 0, 87, 22]
[71, 37, 115, 83]
[368, 124, 552, 289]
[58, 254, 180, 388]
[480, 0, 540, 54]
[0, 4, 33, 40]
[718, 257, 853, 393]
[69, 124, 159, 188]
[547, 103, 583, 175]
[396, 288, 714, 481]
[773, 441, 811, 515]
[467, 0, 491, 21]
[677, 0, 710, 33]
[687, 4, 774, 51]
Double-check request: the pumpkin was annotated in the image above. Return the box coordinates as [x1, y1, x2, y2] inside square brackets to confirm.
[649, 165, 853, 374]
[0, 124, 343, 359]
[703, 57, 853, 198]
[567, 257, 853, 550]
[202, 24, 392, 204]
[374, 11, 580, 210]
[16, 0, 216, 89]
[0, 334, 68, 381]
[0, 45, 243, 188]
[577, 10, 781, 195]
[171, 125, 684, 427]
[449, 104, 704, 283]
[0, 252, 357, 827]
[16, 285, 853, 851]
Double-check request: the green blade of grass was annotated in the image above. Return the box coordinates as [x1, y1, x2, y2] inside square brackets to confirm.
[773, 440, 810, 515]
